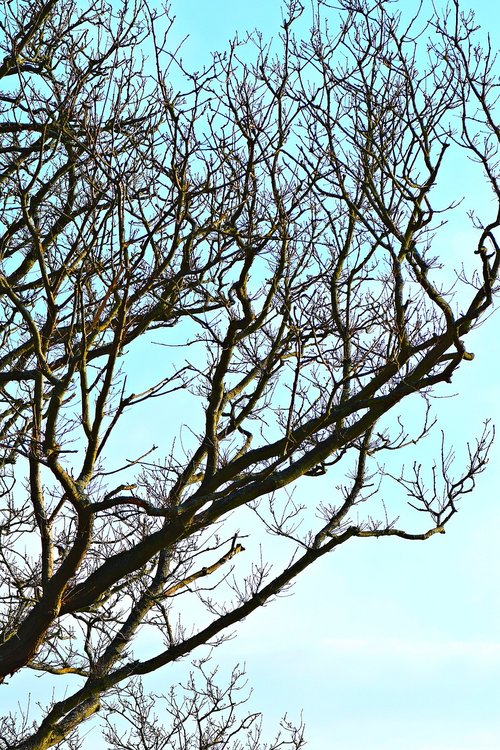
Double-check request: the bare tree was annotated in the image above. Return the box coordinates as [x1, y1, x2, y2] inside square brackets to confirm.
[0, 0, 498, 746]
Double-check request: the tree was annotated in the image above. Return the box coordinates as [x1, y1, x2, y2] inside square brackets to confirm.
[0, 0, 498, 746]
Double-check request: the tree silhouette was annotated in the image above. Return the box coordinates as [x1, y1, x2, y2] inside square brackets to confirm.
[0, 0, 498, 747]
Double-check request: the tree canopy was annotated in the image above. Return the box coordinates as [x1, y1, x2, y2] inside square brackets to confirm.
[0, 0, 498, 747]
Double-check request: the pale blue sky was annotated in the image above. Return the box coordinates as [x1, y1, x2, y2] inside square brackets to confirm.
[3, 2, 499, 749]
[156, 2, 500, 749]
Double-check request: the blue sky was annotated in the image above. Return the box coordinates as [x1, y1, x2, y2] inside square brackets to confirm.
[157, 2, 500, 749]
[2, 2, 498, 749]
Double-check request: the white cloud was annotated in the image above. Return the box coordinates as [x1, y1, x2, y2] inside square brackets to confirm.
[321, 636, 500, 663]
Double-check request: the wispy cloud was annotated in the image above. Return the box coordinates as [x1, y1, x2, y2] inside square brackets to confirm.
[321, 636, 500, 663]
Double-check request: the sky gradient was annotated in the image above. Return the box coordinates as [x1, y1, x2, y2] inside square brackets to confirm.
[160, 2, 500, 748]
[2, 2, 498, 749]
